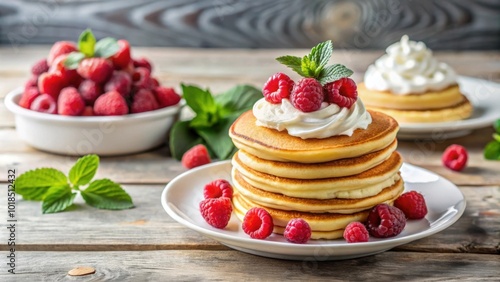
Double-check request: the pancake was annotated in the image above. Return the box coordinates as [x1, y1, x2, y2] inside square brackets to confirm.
[368, 96, 473, 123]
[232, 151, 403, 199]
[229, 110, 399, 163]
[236, 139, 398, 179]
[232, 171, 404, 214]
[358, 83, 464, 110]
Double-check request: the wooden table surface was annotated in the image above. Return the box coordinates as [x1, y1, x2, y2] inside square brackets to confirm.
[0, 47, 499, 281]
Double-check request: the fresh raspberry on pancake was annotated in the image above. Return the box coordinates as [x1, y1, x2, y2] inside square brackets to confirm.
[290, 78, 323, 112]
[262, 72, 294, 103]
[324, 77, 358, 109]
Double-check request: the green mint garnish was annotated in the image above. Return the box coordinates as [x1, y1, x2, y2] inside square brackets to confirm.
[14, 154, 134, 214]
[169, 84, 262, 160]
[276, 40, 353, 85]
[64, 29, 120, 70]
[483, 119, 500, 160]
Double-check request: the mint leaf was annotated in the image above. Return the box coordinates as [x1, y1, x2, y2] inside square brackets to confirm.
[169, 120, 205, 160]
[318, 64, 354, 85]
[94, 37, 119, 58]
[308, 40, 333, 70]
[69, 154, 99, 186]
[15, 168, 67, 200]
[78, 29, 96, 57]
[81, 179, 134, 210]
[215, 85, 262, 116]
[64, 52, 85, 70]
[494, 133, 500, 143]
[42, 185, 76, 214]
[494, 120, 500, 133]
[301, 56, 318, 77]
[276, 55, 307, 77]
[181, 85, 217, 115]
[484, 141, 500, 160]
[190, 111, 221, 128]
[196, 112, 241, 160]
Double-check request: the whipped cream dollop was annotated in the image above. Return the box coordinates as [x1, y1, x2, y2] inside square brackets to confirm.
[253, 98, 372, 139]
[364, 35, 457, 94]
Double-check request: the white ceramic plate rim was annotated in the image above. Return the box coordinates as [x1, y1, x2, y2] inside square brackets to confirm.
[161, 161, 466, 260]
[398, 76, 500, 133]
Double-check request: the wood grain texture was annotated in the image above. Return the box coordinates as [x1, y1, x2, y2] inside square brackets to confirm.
[0, 251, 498, 280]
[0, 0, 499, 50]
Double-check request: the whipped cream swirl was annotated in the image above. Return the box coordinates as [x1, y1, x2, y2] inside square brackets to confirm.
[253, 98, 372, 139]
[364, 35, 457, 94]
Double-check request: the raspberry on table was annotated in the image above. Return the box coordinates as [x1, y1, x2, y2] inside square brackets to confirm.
[57, 87, 85, 116]
[324, 77, 358, 109]
[290, 78, 324, 112]
[79, 80, 103, 106]
[111, 39, 132, 69]
[366, 204, 406, 238]
[199, 197, 232, 229]
[31, 59, 49, 76]
[442, 144, 468, 171]
[30, 94, 57, 114]
[203, 179, 233, 199]
[105, 71, 132, 97]
[77, 58, 114, 84]
[343, 222, 369, 243]
[93, 90, 129, 116]
[394, 191, 428, 220]
[47, 41, 77, 66]
[131, 89, 159, 114]
[19, 87, 40, 109]
[262, 72, 294, 104]
[38, 72, 65, 100]
[284, 218, 311, 244]
[242, 207, 274, 239]
[133, 57, 152, 72]
[154, 87, 181, 108]
[181, 144, 211, 169]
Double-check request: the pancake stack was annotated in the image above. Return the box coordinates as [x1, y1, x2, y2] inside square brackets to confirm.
[229, 110, 404, 239]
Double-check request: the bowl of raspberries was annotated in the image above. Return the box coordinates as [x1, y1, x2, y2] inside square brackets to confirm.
[4, 29, 182, 156]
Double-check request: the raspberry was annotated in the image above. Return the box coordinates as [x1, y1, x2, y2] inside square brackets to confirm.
[151, 77, 160, 88]
[31, 59, 49, 76]
[105, 71, 132, 97]
[262, 72, 294, 103]
[394, 191, 428, 220]
[324, 77, 358, 109]
[111, 39, 131, 69]
[290, 78, 323, 112]
[284, 218, 311, 244]
[93, 91, 129, 116]
[30, 94, 57, 114]
[343, 222, 369, 243]
[242, 207, 274, 239]
[199, 197, 232, 229]
[77, 58, 113, 84]
[181, 144, 211, 169]
[19, 87, 40, 109]
[78, 80, 102, 106]
[132, 67, 152, 89]
[133, 57, 152, 72]
[154, 87, 181, 108]
[442, 144, 468, 171]
[131, 89, 159, 114]
[49, 54, 81, 86]
[366, 204, 406, 238]
[47, 41, 77, 66]
[24, 75, 38, 91]
[81, 106, 94, 116]
[203, 179, 233, 199]
[57, 87, 85, 116]
[38, 72, 65, 99]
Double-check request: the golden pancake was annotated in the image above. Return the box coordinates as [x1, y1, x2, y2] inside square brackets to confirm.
[358, 83, 464, 110]
[232, 171, 404, 214]
[232, 151, 402, 199]
[229, 110, 399, 163]
[235, 139, 397, 179]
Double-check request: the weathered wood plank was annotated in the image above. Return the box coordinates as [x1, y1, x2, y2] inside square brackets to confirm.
[0, 251, 498, 281]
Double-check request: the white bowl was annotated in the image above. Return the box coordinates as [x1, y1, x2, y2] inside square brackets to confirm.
[5, 88, 182, 156]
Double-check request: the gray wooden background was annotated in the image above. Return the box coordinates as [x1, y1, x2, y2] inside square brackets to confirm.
[0, 0, 499, 49]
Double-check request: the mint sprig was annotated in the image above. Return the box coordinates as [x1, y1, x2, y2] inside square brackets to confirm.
[64, 29, 119, 70]
[483, 119, 500, 160]
[169, 84, 262, 160]
[276, 40, 353, 85]
[14, 155, 134, 214]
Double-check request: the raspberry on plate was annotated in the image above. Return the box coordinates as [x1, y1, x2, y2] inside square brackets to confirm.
[93, 90, 129, 116]
[203, 179, 233, 199]
[343, 222, 369, 243]
[38, 72, 65, 100]
[290, 78, 324, 112]
[284, 218, 311, 244]
[442, 144, 468, 171]
[47, 41, 77, 66]
[181, 144, 211, 169]
[30, 94, 57, 114]
[154, 87, 181, 108]
[199, 197, 232, 229]
[77, 58, 114, 84]
[133, 57, 152, 72]
[105, 71, 132, 97]
[31, 59, 49, 76]
[19, 87, 40, 109]
[57, 87, 85, 116]
[324, 77, 358, 109]
[394, 191, 428, 220]
[366, 204, 406, 238]
[131, 89, 159, 114]
[111, 39, 132, 69]
[262, 72, 294, 104]
[79, 80, 102, 106]
[242, 207, 274, 239]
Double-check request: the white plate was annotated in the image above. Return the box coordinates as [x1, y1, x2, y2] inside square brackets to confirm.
[161, 161, 466, 260]
[397, 76, 500, 140]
